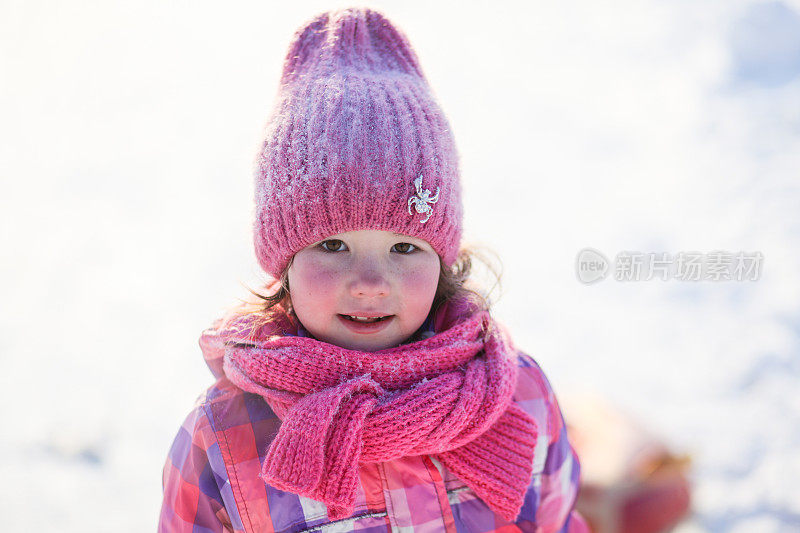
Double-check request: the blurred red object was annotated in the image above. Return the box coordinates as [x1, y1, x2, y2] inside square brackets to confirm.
[560, 393, 692, 533]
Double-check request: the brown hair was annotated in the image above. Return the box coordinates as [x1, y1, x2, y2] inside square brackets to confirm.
[225, 244, 502, 340]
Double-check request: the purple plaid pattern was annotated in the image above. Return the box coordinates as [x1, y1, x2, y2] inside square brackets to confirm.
[160, 327, 589, 532]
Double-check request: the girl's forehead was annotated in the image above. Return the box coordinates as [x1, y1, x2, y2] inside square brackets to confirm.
[322, 229, 429, 243]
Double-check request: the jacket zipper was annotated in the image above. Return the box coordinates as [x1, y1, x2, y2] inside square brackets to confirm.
[295, 510, 389, 533]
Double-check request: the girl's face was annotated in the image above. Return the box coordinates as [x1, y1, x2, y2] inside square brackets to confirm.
[287, 230, 440, 351]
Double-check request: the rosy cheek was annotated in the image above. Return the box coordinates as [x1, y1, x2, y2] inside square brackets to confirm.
[400, 263, 439, 309]
[294, 263, 339, 298]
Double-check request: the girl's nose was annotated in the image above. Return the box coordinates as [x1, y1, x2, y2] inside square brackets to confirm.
[349, 263, 391, 298]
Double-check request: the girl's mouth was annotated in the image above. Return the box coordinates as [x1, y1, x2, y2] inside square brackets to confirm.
[340, 314, 392, 323]
[338, 314, 394, 333]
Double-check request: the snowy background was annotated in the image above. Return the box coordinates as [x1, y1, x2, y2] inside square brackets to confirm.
[1, 0, 799, 530]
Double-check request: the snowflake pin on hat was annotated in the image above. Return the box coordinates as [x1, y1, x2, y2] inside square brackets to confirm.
[407, 174, 440, 224]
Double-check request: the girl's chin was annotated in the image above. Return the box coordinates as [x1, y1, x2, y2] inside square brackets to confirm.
[336, 336, 398, 352]
[332, 328, 410, 352]
[304, 317, 417, 351]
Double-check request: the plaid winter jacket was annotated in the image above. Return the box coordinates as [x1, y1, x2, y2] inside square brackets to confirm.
[159, 319, 589, 533]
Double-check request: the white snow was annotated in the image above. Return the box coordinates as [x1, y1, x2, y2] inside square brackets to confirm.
[1, 0, 799, 530]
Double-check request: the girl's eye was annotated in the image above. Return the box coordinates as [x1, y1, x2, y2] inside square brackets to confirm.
[320, 239, 347, 252]
[392, 242, 417, 254]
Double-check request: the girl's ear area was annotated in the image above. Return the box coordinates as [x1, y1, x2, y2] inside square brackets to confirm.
[282, 259, 294, 289]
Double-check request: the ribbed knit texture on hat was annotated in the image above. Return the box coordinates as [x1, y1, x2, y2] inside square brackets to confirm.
[253, 7, 463, 278]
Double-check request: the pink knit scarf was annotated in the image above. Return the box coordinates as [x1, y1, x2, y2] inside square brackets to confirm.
[220, 304, 539, 522]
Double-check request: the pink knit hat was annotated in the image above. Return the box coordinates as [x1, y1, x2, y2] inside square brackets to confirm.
[253, 7, 463, 279]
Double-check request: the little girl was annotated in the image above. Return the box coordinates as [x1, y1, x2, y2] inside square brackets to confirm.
[160, 7, 589, 533]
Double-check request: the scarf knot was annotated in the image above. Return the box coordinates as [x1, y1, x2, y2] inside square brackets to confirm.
[221, 309, 539, 522]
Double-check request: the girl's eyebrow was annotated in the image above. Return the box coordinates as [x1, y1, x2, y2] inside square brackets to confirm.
[391, 232, 419, 242]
